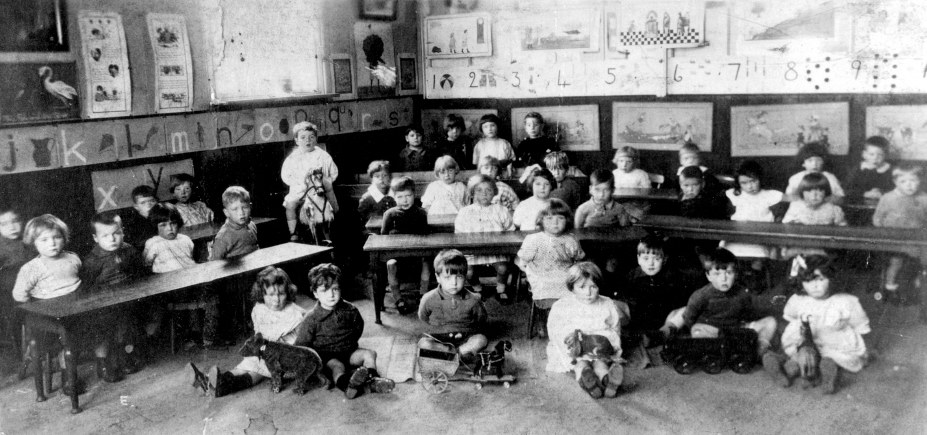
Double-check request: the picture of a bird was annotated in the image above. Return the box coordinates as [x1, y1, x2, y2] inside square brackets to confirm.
[38, 66, 78, 107]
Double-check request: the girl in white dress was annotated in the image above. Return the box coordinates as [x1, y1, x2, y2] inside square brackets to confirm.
[421, 155, 467, 216]
[762, 256, 870, 394]
[455, 174, 516, 303]
[191, 267, 314, 397]
[513, 168, 556, 231]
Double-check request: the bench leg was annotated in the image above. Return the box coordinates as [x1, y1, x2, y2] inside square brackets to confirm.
[372, 254, 383, 324]
[61, 331, 81, 414]
[30, 337, 45, 402]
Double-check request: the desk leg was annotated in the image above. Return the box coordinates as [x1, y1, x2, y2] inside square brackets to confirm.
[60, 330, 81, 414]
[30, 330, 45, 402]
[372, 253, 383, 324]
[919, 268, 927, 324]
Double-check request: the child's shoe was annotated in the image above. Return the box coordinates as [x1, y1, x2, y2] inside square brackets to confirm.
[820, 358, 839, 394]
[762, 352, 791, 388]
[578, 366, 603, 399]
[366, 376, 396, 394]
[602, 363, 624, 398]
[190, 363, 209, 393]
[208, 366, 253, 398]
[345, 366, 369, 399]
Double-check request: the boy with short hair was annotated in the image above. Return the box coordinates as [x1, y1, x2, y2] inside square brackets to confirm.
[617, 236, 697, 346]
[297, 263, 395, 399]
[357, 160, 397, 224]
[281, 121, 338, 242]
[122, 185, 158, 249]
[0, 206, 28, 348]
[397, 125, 435, 172]
[872, 163, 927, 303]
[381, 177, 431, 314]
[210, 186, 258, 261]
[516, 112, 560, 168]
[847, 136, 894, 201]
[676, 166, 734, 221]
[546, 151, 581, 211]
[672, 143, 722, 193]
[673, 248, 777, 356]
[575, 170, 632, 279]
[418, 249, 488, 365]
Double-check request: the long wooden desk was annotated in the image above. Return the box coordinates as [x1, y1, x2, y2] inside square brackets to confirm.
[17, 242, 330, 414]
[365, 213, 457, 233]
[181, 217, 276, 242]
[363, 227, 647, 324]
[614, 188, 679, 201]
[636, 214, 927, 320]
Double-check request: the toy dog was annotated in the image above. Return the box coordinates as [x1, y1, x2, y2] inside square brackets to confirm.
[239, 333, 324, 395]
[565, 330, 615, 363]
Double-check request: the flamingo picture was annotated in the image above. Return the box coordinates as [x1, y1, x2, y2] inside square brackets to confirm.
[38, 66, 78, 106]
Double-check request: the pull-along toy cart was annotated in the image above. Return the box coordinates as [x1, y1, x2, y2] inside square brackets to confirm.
[416, 344, 515, 393]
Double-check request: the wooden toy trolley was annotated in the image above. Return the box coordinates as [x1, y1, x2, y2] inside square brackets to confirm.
[416, 346, 515, 393]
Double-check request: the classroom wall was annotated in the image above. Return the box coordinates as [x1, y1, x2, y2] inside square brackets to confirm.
[0, 0, 422, 253]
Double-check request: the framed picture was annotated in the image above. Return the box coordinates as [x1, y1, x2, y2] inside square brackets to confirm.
[424, 13, 492, 59]
[866, 105, 927, 160]
[731, 1, 852, 56]
[606, 0, 704, 55]
[354, 22, 395, 98]
[731, 102, 849, 157]
[511, 105, 600, 151]
[359, 0, 397, 21]
[0, 0, 68, 52]
[517, 8, 601, 53]
[396, 53, 418, 96]
[0, 62, 81, 125]
[612, 102, 713, 151]
[330, 54, 356, 100]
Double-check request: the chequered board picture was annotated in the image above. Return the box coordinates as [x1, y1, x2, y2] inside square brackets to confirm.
[619, 29, 700, 46]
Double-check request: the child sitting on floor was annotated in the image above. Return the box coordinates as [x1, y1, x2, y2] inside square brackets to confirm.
[298, 263, 395, 399]
[547, 262, 624, 398]
[518, 199, 585, 337]
[418, 249, 489, 365]
[455, 175, 516, 303]
[762, 255, 870, 394]
[433, 114, 472, 170]
[281, 121, 338, 242]
[513, 168, 556, 231]
[358, 160, 397, 225]
[785, 141, 845, 204]
[846, 136, 893, 202]
[665, 248, 777, 358]
[478, 155, 520, 214]
[422, 155, 467, 216]
[515, 112, 560, 168]
[872, 163, 927, 304]
[546, 152, 581, 211]
[169, 173, 215, 227]
[382, 176, 431, 314]
[192, 267, 310, 397]
[397, 125, 435, 172]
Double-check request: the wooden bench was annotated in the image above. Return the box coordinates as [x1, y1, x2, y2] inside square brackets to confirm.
[363, 227, 647, 324]
[16, 242, 330, 414]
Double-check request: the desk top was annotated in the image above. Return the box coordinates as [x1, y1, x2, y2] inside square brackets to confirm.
[181, 217, 275, 241]
[365, 214, 457, 232]
[364, 227, 646, 255]
[613, 188, 678, 201]
[637, 215, 927, 254]
[18, 243, 329, 320]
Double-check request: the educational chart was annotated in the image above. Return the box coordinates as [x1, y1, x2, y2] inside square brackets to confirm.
[731, 102, 849, 157]
[865, 105, 927, 160]
[731, 0, 852, 56]
[510, 105, 599, 151]
[146, 13, 193, 113]
[421, 108, 496, 148]
[0, 125, 60, 175]
[852, 0, 927, 57]
[91, 159, 195, 211]
[607, 1, 704, 51]
[0, 62, 81, 126]
[612, 102, 712, 151]
[516, 8, 600, 53]
[78, 11, 132, 118]
[207, 0, 324, 103]
[424, 13, 492, 59]
[355, 22, 397, 99]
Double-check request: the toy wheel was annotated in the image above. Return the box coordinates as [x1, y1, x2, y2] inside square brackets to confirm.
[732, 359, 754, 375]
[503, 381, 511, 388]
[703, 356, 724, 374]
[474, 383, 482, 390]
[421, 371, 449, 394]
[674, 359, 696, 375]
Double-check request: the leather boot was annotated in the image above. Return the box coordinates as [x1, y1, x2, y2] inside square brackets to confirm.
[208, 366, 252, 398]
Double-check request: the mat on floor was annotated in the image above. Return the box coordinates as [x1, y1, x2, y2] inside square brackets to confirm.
[357, 336, 419, 383]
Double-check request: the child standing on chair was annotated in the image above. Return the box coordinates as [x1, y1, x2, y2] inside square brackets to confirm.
[515, 112, 559, 168]
[192, 267, 310, 397]
[872, 164, 927, 304]
[513, 168, 556, 231]
[518, 199, 585, 336]
[357, 160, 396, 224]
[281, 121, 338, 242]
[381, 177, 431, 314]
[418, 249, 489, 365]
[210, 186, 258, 260]
[422, 156, 467, 216]
[785, 141, 845, 204]
[298, 263, 395, 399]
[170, 173, 215, 227]
[478, 156, 520, 214]
[547, 262, 624, 399]
[397, 125, 435, 172]
[455, 175, 515, 303]
[762, 255, 870, 394]
[472, 114, 515, 173]
[546, 152, 581, 211]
